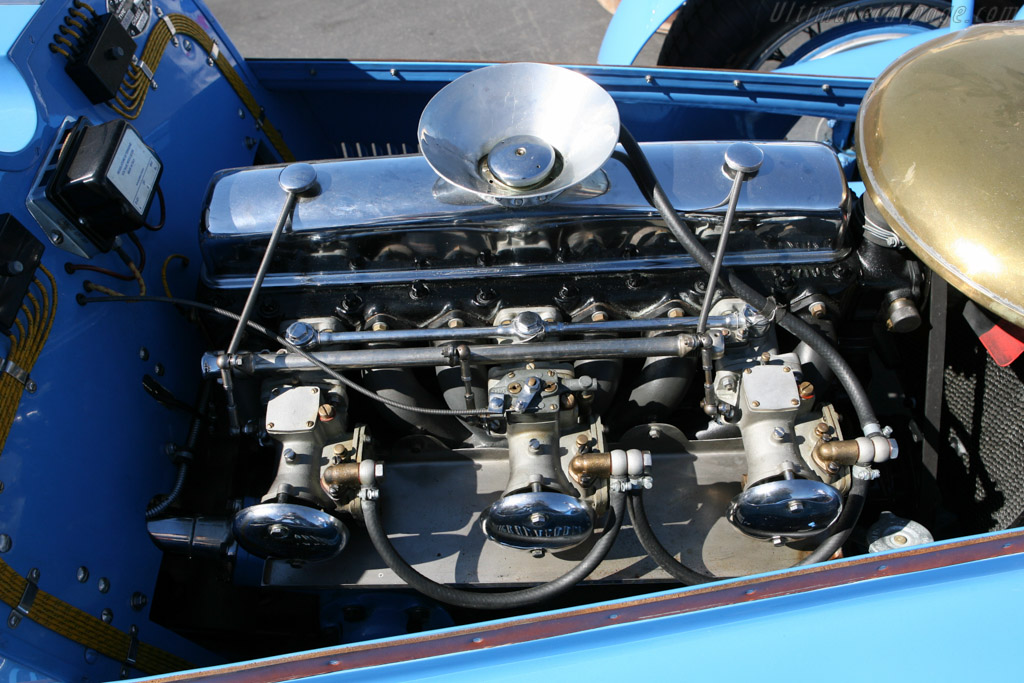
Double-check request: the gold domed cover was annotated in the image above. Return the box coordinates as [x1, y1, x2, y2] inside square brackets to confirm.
[857, 24, 1024, 326]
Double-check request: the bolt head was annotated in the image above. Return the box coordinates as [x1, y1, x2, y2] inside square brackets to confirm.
[529, 512, 548, 527]
[268, 524, 290, 539]
[130, 592, 148, 610]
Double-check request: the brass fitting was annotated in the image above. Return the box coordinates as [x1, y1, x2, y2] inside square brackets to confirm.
[323, 463, 361, 488]
[568, 452, 611, 485]
[812, 439, 861, 471]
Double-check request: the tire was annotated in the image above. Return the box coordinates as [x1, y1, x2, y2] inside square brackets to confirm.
[657, 0, 951, 70]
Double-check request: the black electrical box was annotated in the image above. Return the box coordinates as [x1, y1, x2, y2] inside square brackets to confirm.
[0, 215, 44, 335]
[65, 13, 136, 104]
[47, 118, 162, 251]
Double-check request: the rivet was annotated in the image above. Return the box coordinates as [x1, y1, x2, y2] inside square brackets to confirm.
[130, 592, 148, 610]
[77, 566, 89, 583]
[101, 608, 113, 623]
[98, 577, 110, 593]
[751, 400, 760, 408]
[0, 534, 10, 553]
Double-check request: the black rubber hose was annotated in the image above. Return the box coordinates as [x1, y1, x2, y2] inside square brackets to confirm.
[145, 463, 188, 520]
[617, 125, 875, 570]
[362, 488, 626, 609]
[795, 474, 868, 565]
[627, 493, 714, 585]
[629, 475, 866, 577]
[145, 381, 211, 520]
[616, 126, 879, 435]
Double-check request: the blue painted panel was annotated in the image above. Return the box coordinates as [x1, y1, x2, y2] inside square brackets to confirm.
[597, 0, 682, 66]
[776, 30, 944, 79]
[148, 541, 1024, 682]
[249, 59, 871, 158]
[0, 0, 302, 678]
[0, 4, 40, 153]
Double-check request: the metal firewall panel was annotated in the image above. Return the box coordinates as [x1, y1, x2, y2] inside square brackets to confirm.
[0, 0, 308, 678]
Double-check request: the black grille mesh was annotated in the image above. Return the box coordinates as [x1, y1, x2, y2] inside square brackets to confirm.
[942, 313, 1024, 530]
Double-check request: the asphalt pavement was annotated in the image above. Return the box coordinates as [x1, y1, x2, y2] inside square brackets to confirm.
[203, 0, 664, 64]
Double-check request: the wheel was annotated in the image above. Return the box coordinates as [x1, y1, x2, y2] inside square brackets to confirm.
[657, 0, 951, 70]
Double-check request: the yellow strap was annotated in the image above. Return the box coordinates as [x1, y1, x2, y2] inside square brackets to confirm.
[0, 558, 192, 674]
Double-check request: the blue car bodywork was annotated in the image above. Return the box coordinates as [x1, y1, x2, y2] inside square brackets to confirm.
[596, 0, 1002, 76]
[0, 1, 1022, 681]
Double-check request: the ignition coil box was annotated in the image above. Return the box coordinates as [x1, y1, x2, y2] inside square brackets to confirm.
[65, 13, 136, 104]
[0, 215, 44, 335]
[47, 118, 162, 251]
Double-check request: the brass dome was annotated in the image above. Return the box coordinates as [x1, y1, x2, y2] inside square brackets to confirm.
[857, 23, 1024, 326]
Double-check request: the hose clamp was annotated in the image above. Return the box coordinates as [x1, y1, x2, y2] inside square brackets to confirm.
[758, 296, 788, 324]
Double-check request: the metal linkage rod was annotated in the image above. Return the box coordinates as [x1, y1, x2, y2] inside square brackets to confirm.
[205, 334, 700, 375]
[221, 163, 319, 433]
[313, 313, 740, 347]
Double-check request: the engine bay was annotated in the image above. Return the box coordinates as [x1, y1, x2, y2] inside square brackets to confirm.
[140, 64, 935, 633]
[4, 4, 1024, 674]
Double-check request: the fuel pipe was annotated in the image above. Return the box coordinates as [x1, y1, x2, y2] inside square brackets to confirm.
[360, 470, 628, 610]
[618, 126, 875, 568]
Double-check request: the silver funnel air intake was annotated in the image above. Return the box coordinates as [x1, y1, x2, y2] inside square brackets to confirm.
[417, 63, 620, 206]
